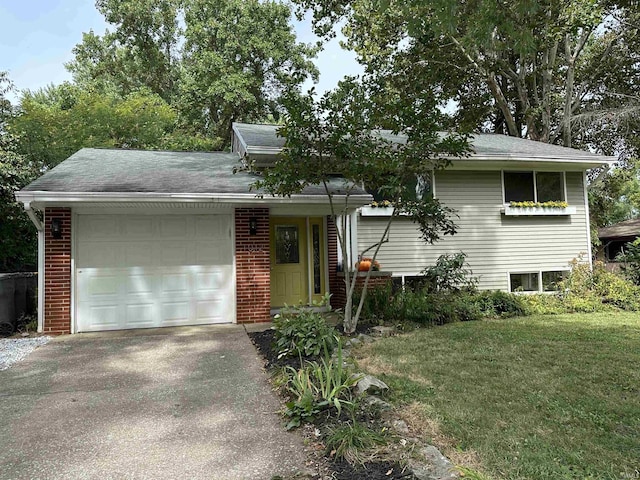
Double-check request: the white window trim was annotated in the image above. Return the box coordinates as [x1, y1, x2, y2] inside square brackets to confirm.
[501, 170, 567, 204]
[508, 269, 570, 293]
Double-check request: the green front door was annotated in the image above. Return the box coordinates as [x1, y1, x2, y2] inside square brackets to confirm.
[270, 218, 308, 307]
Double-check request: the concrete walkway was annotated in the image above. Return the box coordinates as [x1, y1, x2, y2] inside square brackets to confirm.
[0, 325, 307, 480]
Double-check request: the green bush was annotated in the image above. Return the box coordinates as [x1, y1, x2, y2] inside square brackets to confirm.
[273, 307, 337, 359]
[283, 345, 358, 429]
[324, 420, 387, 466]
[616, 238, 640, 285]
[353, 281, 394, 324]
[420, 252, 478, 292]
[474, 290, 528, 318]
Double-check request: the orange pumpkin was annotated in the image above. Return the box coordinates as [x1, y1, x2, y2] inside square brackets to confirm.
[355, 258, 380, 271]
[357, 260, 372, 271]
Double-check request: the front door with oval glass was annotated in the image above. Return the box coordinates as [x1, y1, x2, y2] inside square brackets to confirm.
[270, 217, 326, 307]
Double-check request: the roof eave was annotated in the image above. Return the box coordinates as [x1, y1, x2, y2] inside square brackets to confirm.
[15, 190, 373, 208]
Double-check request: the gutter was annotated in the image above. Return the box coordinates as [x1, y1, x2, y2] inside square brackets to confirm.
[15, 191, 373, 208]
[23, 202, 44, 333]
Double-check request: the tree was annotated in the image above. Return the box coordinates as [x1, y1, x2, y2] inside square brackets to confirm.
[295, 0, 639, 147]
[0, 72, 39, 271]
[11, 83, 217, 170]
[254, 77, 470, 333]
[66, 0, 319, 147]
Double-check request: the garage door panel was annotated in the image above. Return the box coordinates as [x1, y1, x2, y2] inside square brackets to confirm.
[159, 217, 189, 238]
[160, 302, 191, 324]
[122, 217, 155, 237]
[125, 273, 156, 296]
[160, 244, 190, 266]
[76, 214, 234, 332]
[86, 273, 120, 297]
[78, 244, 119, 268]
[85, 305, 120, 330]
[161, 273, 189, 294]
[125, 304, 156, 327]
[125, 245, 155, 266]
[79, 216, 121, 240]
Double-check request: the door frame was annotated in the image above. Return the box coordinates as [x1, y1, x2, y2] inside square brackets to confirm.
[269, 215, 328, 308]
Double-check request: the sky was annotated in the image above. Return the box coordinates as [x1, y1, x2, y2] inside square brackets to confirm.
[0, 0, 363, 103]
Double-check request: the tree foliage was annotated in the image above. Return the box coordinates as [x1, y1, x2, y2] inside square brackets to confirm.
[294, 0, 638, 147]
[254, 76, 470, 333]
[0, 72, 39, 271]
[66, 0, 319, 146]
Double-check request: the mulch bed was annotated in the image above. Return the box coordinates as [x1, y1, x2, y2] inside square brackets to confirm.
[247, 329, 304, 369]
[331, 460, 416, 480]
[248, 326, 417, 480]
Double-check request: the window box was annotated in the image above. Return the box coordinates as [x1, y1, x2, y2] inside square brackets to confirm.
[502, 205, 576, 216]
[360, 206, 395, 216]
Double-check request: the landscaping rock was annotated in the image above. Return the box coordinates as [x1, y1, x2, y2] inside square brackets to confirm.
[392, 419, 410, 434]
[357, 333, 375, 344]
[354, 374, 389, 395]
[364, 395, 392, 410]
[410, 446, 459, 480]
[345, 337, 362, 348]
[371, 326, 395, 337]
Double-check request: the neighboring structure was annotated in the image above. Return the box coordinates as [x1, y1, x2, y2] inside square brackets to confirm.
[16, 125, 613, 334]
[598, 218, 640, 265]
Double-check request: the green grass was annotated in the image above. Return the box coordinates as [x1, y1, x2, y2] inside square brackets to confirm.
[356, 313, 640, 480]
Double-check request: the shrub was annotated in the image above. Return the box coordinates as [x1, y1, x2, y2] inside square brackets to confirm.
[283, 344, 358, 429]
[273, 307, 337, 359]
[353, 281, 394, 324]
[616, 238, 640, 285]
[325, 420, 387, 466]
[557, 258, 640, 312]
[475, 290, 528, 318]
[420, 252, 478, 293]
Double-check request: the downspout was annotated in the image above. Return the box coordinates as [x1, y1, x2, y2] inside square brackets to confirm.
[24, 202, 44, 333]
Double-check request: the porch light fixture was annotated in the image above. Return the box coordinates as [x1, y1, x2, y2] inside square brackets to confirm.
[249, 217, 258, 236]
[51, 218, 63, 239]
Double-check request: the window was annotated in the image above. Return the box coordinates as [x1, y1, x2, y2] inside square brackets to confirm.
[503, 171, 565, 203]
[509, 272, 539, 292]
[366, 171, 433, 203]
[510, 270, 569, 292]
[542, 271, 566, 291]
[275, 225, 299, 264]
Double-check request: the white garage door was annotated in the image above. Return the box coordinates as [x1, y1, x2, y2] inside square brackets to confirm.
[76, 214, 234, 332]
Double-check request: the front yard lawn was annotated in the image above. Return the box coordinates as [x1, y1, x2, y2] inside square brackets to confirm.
[355, 312, 640, 480]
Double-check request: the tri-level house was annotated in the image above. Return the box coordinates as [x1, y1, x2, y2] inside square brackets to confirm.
[16, 123, 613, 334]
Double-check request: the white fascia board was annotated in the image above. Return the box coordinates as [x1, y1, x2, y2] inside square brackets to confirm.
[15, 191, 373, 208]
[449, 157, 615, 171]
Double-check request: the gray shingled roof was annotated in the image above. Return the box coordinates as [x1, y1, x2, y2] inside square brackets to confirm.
[598, 218, 640, 240]
[233, 122, 613, 162]
[21, 148, 364, 196]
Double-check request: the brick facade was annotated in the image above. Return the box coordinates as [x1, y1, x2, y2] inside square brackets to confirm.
[44, 208, 72, 334]
[235, 208, 271, 323]
[327, 216, 346, 308]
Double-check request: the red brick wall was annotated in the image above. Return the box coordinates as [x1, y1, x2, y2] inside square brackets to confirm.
[327, 216, 346, 308]
[235, 208, 271, 323]
[44, 208, 72, 334]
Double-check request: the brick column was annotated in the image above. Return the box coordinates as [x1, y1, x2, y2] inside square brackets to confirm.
[327, 216, 346, 308]
[44, 208, 72, 334]
[235, 208, 271, 323]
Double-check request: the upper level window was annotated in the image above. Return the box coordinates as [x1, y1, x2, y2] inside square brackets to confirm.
[367, 171, 433, 203]
[503, 171, 565, 203]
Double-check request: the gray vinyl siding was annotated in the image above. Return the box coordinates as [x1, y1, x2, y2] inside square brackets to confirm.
[357, 170, 589, 291]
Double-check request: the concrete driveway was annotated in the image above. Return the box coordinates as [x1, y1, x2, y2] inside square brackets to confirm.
[0, 325, 307, 480]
